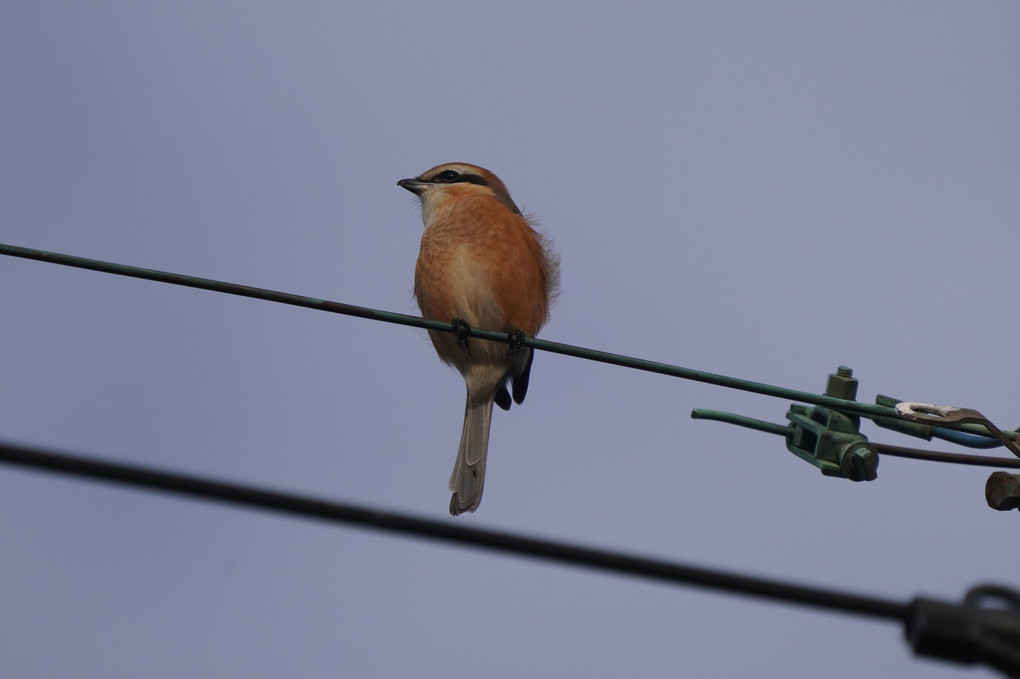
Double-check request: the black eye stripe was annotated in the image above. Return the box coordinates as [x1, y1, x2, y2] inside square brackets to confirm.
[427, 170, 488, 187]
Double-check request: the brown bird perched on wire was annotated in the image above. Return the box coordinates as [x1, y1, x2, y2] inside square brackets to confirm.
[399, 163, 560, 515]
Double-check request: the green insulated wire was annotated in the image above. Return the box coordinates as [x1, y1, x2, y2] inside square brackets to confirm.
[0, 242, 950, 423]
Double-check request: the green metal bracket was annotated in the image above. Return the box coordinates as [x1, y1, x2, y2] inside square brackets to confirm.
[691, 366, 878, 482]
[785, 405, 878, 481]
[784, 366, 877, 481]
[693, 366, 1020, 507]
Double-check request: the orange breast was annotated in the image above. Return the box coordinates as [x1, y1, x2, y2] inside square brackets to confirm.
[414, 192, 550, 367]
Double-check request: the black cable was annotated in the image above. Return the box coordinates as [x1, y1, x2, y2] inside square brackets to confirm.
[0, 439, 906, 623]
[875, 443, 1020, 469]
[5, 441, 1020, 674]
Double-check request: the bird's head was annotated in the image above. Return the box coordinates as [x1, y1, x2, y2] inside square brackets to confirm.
[398, 163, 522, 217]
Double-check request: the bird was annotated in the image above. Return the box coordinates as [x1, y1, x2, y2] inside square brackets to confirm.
[399, 163, 559, 515]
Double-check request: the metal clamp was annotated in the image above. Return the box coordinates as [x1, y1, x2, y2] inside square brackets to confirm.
[895, 403, 1020, 459]
[906, 584, 1020, 675]
[785, 405, 878, 481]
[896, 403, 1020, 512]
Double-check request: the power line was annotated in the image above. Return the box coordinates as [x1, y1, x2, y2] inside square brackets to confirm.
[2, 439, 1018, 675]
[0, 241, 897, 420]
[874, 443, 1020, 469]
[0, 242, 435, 331]
[6, 241, 1019, 448]
[0, 439, 916, 620]
[5, 241, 1020, 487]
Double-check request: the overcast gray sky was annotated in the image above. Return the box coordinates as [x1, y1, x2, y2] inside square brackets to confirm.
[2, 2, 1019, 677]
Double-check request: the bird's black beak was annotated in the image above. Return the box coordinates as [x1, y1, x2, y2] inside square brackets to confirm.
[397, 178, 427, 195]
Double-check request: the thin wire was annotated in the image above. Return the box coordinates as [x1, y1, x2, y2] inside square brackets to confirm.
[932, 427, 1006, 449]
[0, 241, 896, 420]
[0, 438, 908, 623]
[0, 243, 437, 331]
[691, 409, 1020, 468]
[5, 241, 1018, 449]
[874, 443, 1020, 469]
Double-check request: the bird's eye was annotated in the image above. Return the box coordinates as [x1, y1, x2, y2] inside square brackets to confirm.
[435, 170, 461, 182]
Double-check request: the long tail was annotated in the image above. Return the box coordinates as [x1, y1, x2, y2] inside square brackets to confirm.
[449, 395, 494, 515]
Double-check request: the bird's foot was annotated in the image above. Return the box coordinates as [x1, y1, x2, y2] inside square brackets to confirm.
[506, 328, 526, 357]
[451, 317, 471, 352]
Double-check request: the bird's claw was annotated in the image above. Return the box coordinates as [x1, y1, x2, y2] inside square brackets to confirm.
[451, 318, 471, 353]
[507, 328, 526, 357]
